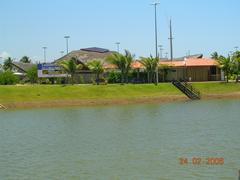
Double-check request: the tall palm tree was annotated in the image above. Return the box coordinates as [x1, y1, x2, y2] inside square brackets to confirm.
[87, 60, 104, 85]
[124, 50, 134, 83]
[106, 50, 134, 84]
[159, 64, 170, 82]
[232, 51, 240, 82]
[59, 57, 82, 84]
[211, 52, 219, 60]
[217, 55, 233, 83]
[3, 57, 13, 71]
[20, 56, 31, 63]
[140, 55, 159, 83]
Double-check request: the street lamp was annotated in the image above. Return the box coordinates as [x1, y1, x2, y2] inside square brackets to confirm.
[60, 51, 64, 57]
[158, 45, 163, 58]
[42, 47, 47, 63]
[115, 42, 120, 53]
[151, 2, 160, 85]
[64, 36, 70, 54]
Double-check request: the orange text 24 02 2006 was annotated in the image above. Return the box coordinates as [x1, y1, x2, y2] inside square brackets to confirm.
[179, 157, 224, 166]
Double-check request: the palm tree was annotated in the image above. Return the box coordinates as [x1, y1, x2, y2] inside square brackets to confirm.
[140, 55, 159, 83]
[232, 51, 240, 82]
[20, 56, 31, 63]
[124, 50, 134, 83]
[211, 52, 219, 60]
[59, 57, 82, 84]
[3, 57, 13, 71]
[159, 64, 170, 82]
[217, 55, 233, 83]
[106, 50, 133, 84]
[87, 60, 104, 85]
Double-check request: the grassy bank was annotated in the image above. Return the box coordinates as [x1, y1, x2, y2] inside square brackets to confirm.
[0, 82, 240, 109]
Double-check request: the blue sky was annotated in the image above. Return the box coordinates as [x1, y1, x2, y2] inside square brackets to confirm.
[0, 0, 240, 63]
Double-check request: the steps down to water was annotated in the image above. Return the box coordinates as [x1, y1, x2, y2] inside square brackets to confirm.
[172, 80, 201, 100]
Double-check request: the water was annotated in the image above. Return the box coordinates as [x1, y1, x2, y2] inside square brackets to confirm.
[0, 100, 240, 179]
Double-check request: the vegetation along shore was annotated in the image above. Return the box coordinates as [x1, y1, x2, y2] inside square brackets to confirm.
[1, 83, 240, 110]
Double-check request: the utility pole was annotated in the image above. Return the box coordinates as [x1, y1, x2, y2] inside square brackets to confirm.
[158, 45, 163, 58]
[60, 51, 64, 57]
[115, 42, 120, 53]
[42, 47, 47, 63]
[151, 2, 160, 85]
[165, 52, 168, 59]
[64, 36, 70, 54]
[169, 19, 174, 61]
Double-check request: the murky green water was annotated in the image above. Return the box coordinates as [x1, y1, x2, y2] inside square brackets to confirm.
[0, 100, 240, 179]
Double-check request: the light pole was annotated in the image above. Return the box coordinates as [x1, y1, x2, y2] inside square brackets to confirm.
[60, 51, 64, 57]
[234, 46, 239, 52]
[151, 2, 160, 85]
[42, 47, 47, 63]
[115, 42, 120, 53]
[165, 52, 168, 59]
[158, 45, 163, 58]
[64, 36, 70, 54]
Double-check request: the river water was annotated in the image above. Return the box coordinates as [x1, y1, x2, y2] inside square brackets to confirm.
[0, 100, 240, 179]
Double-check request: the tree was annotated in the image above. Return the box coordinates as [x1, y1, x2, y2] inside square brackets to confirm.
[59, 57, 82, 84]
[106, 50, 134, 84]
[124, 50, 134, 83]
[217, 55, 233, 83]
[3, 57, 13, 71]
[87, 60, 104, 85]
[27, 66, 38, 84]
[140, 55, 159, 83]
[232, 51, 240, 82]
[0, 71, 19, 85]
[20, 56, 31, 63]
[211, 52, 219, 60]
[159, 64, 170, 82]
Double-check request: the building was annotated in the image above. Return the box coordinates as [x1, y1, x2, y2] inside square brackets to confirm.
[11, 62, 36, 76]
[130, 56, 222, 82]
[54, 47, 115, 66]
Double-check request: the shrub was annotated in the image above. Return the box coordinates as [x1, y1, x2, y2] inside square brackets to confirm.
[0, 71, 19, 85]
[107, 71, 121, 83]
[26, 66, 38, 84]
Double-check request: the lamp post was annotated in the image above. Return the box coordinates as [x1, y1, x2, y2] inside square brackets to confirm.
[115, 42, 120, 53]
[158, 45, 163, 58]
[151, 2, 160, 85]
[42, 47, 47, 63]
[60, 51, 64, 57]
[64, 36, 70, 54]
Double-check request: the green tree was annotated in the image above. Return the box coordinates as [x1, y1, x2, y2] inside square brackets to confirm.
[211, 52, 219, 60]
[140, 55, 159, 83]
[217, 55, 233, 83]
[27, 66, 38, 84]
[20, 56, 31, 63]
[87, 60, 104, 85]
[0, 71, 19, 85]
[59, 57, 82, 84]
[232, 51, 240, 82]
[3, 57, 13, 71]
[159, 64, 170, 82]
[106, 50, 134, 84]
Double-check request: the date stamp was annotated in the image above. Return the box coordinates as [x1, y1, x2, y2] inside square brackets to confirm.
[179, 157, 224, 166]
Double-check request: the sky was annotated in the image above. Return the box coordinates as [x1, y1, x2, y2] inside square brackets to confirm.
[0, 0, 240, 63]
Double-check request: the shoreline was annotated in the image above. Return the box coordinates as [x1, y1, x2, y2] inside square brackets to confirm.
[2, 93, 240, 110]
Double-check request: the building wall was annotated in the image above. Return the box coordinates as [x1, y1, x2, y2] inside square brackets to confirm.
[164, 66, 221, 82]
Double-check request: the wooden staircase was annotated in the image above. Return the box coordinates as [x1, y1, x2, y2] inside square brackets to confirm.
[172, 80, 201, 100]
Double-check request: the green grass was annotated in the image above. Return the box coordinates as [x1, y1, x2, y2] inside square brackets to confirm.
[0, 83, 240, 104]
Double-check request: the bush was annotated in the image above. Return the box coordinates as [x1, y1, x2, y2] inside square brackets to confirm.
[107, 71, 121, 83]
[0, 71, 19, 85]
[26, 66, 38, 84]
